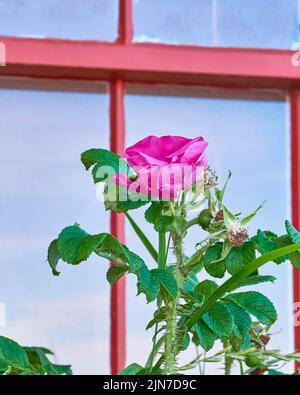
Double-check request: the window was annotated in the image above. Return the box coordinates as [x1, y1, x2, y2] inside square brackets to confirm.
[0, 0, 299, 374]
[0, 88, 110, 374]
[0, 0, 118, 40]
[133, 0, 298, 48]
[125, 89, 293, 371]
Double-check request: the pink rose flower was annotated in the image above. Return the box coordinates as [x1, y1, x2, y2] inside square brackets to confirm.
[112, 135, 208, 200]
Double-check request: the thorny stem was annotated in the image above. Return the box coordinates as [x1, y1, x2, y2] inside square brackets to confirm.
[223, 340, 233, 375]
[164, 229, 185, 375]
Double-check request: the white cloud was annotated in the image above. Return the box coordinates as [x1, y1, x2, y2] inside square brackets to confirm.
[1, 291, 110, 374]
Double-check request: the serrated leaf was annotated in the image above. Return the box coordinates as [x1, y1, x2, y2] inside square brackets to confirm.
[186, 241, 300, 331]
[203, 243, 226, 278]
[154, 215, 174, 232]
[106, 266, 128, 285]
[118, 362, 143, 375]
[144, 202, 164, 224]
[226, 291, 277, 325]
[286, 220, 300, 244]
[47, 239, 60, 276]
[257, 230, 300, 266]
[202, 301, 234, 336]
[224, 302, 252, 341]
[104, 181, 150, 213]
[194, 321, 218, 352]
[136, 262, 151, 294]
[24, 347, 72, 375]
[195, 280, 218, 300]
[97, 234, 143, 273]
[57, 225, 143, 272]
[151, 266, 178, 299]
[58, 225, 99, 265]
[0, 336, 29, 371]
[224, 241, 256, 275]
[81, 148, 134, 181]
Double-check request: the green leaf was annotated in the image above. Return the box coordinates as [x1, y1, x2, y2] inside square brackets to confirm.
[24, 347, 72, 375]
[203, 243, 226, 278]
[215, 170, 231, 205]
[151, 266, 178, 299]
[222, 204, 237, 228]
[289, 251, 300, 268]
[136, 262, 151, 296]
[0, 336, 29, 371]
[183, 271, 199, 292]
[104, 182, 150, 213]
[268, 369, 286, 375]
[58, 225, 99, 265]
[257, 229, 277, 253]
[240, 201, 266, 227]
[234, 275, 276, 289]
[118, 363, 143, 375]
[154, 215, 174, 232]
[144, 202, 164, 224]
[286, 220, 300, 244]
[257, 230, 300, 266]
[224, 302, 252, 341]
[194, 321, 217, 352]
[106, 266, 128, 285]
[51, 364, 73, 375]
[81, 148, 134, 181]
[145, 336, 165, 370]
[96, 233, 143, 273]
[226, 291, 277, 325]
[146, 308, 166, 330]
[47, 239, 61, 276]
[202, 301, 234, 336]
[195, 280, 218, 300]
[224, 241, 256, 275]
[181, 333, 190, 351]
[186, 241, 300, 331]
[56, 225, 143, 273]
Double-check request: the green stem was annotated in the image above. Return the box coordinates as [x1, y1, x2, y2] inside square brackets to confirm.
[158, 232, 166, 270]
[223, 340, 233, 375]
[148, 231, 167, 372]
[164, 230, 184, 375]
[164, 297, 178, 374]
[185, 217, 199, 231]
[125, 212, 158, 263]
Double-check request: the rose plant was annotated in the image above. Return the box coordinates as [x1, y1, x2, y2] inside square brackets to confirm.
[47, 135, 300, 375]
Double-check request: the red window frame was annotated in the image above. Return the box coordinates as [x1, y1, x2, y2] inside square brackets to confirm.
[1, 0, 300, 375]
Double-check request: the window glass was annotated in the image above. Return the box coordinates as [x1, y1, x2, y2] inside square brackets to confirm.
[0, 88, 110, 374]
[125, 89, 292, 373]
[0, 0, 118, 41]
[133, 0, 298, 49]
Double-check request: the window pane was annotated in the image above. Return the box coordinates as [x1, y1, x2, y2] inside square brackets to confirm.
[134, 0, 298, 49]
[125, 89, 292, 373]
[0, 88, 110, 374]
[0, 0, 118, 40]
